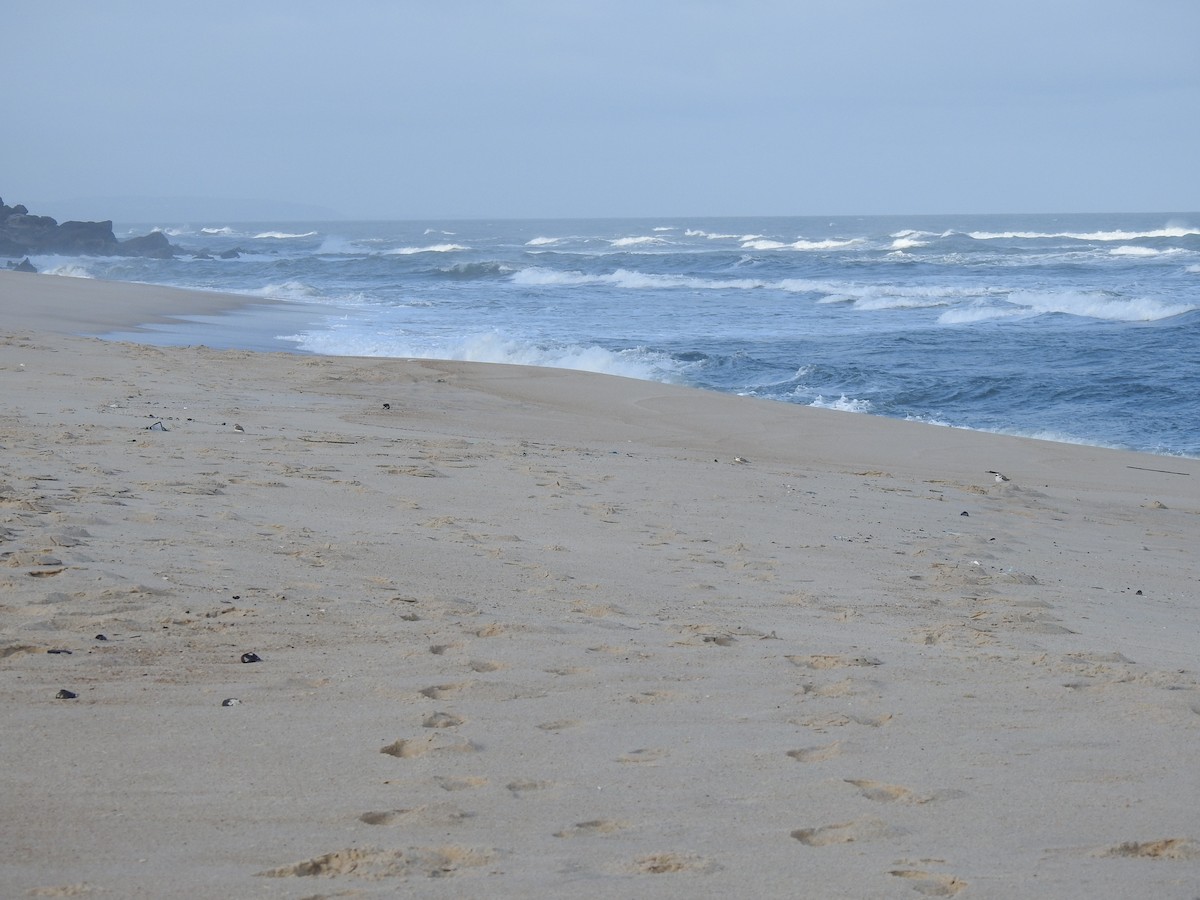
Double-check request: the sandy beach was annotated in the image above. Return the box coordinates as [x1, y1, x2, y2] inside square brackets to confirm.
[2, 269, 1198, 898]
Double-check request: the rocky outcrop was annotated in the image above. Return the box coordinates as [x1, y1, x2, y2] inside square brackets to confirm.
[1, 197, 178, 258]
[118, 230, 175, 259]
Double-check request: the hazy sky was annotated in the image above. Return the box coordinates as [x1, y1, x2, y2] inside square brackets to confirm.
[6, 1, 1199, 221]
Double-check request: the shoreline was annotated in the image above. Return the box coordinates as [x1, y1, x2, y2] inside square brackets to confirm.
[2, 270, 1199, 896]
[4, 269, 1195, 460]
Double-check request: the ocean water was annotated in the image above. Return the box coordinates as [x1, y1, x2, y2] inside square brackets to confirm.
[33, 213, 1200, 457]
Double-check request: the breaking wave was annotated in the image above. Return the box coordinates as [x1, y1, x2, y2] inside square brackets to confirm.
[968, 226, 1200, 241]
[939, 290, 1199, 323]
[385, 243, 469, 255]
[278, 328, 678, 382]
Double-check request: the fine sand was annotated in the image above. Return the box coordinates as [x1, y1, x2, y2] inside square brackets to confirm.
[2, 269, 1198, 898]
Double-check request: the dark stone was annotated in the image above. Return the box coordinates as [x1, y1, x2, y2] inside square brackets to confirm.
[119, 230, 175, 258]
[218, 248, 242, 259]
[55, 220, 119, 255]
[0, 199, 179, 257]
[8, 257, 37, 273]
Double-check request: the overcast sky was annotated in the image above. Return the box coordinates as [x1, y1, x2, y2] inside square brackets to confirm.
[6, 1, 1199, 221]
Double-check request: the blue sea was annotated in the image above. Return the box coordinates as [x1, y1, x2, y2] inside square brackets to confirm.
[35, 213, 1200, 457]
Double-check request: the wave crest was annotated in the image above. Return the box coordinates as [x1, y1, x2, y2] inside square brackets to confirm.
[385, 243, 468, 255]
[279, 328, 677, 381]
[254, 230, 318, 239]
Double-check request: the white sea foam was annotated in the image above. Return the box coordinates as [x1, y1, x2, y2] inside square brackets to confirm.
[248, 280, 327, 302]
[740, 237, 862, 251]
[809, 394, 872, 413]
[1005, 290, 1197, 321]
[42, 264, 94, 278]
[739, 239, 789, 250]
[1108, 246, 1185, 257]
[315, 235, 363, 255]
[890, 237, 929, 250]
[684, 229, 742, 240]
[279, 328, 673, 381]
[939, 290, 1198, 324]
[201, 227, 235, 235]
[254, 230, 318, 239]
[525, 236, 561, 246]
[968, 226, 1200, 241]
[806, 280, 991, 309]
[512, 267, 762, 291]
[385, 243, 469, 255]
[1187, 264, 1200, 274]
[937, 306, 1027, 325]
[610, 235, 670, 248]
[903, 413, 955, 428]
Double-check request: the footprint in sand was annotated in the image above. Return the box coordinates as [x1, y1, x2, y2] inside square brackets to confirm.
[380, 736, 478, 759]
[506, 779, 555, 796]
[1098, 838, 1200, 860]
[537, 719, 581, 731]
[420, 682, 472, 700]
[791, 817, 896, 846]
[434, 776, 488, 792]
[468, 659, 504, 673]
[796, 712, 893, 732]
[888, 869, 969, 896]
[553, 819, 628, 838]
[422, 711, 466, 729]
[631, 853, 717, 875]
[359, 804, 475, 827]
[786, 653, 883, 669]
[258, 845, 496, 879]
[787, 742, 843, 763]
[618, 748, 669, 764]
[845, 779, 931, 804]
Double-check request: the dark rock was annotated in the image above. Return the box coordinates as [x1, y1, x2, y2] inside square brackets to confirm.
[8, 257, 37, 273]
[3, 213, 59, 249]
[218, 248, 242, 259]
[119, 230, 175, 258]
[55, 220, 119, 255]
[0, 199, 179, 258]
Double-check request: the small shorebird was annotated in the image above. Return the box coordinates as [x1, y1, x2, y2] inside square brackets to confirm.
[987, 470, 1010, 482]
[234, 423, 245, 433]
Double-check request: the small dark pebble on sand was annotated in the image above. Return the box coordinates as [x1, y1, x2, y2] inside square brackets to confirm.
[960, 511, 970, 516]
[47, 648, 73, 655]
[221, 698, 241, 707]
[383, 403, 391, 410]
[56, 689, 78, 700]
[94, 634, 108, 641]
[241, 652, 262, 664]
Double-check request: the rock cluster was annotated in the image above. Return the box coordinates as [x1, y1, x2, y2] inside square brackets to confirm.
[1, 197, 177, 260]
